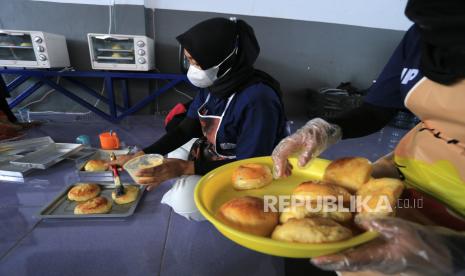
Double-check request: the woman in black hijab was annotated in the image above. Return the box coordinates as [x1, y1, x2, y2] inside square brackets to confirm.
[113, 17, 287, 220]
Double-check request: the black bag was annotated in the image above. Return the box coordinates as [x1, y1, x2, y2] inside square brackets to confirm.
[306, 82, 367, 119]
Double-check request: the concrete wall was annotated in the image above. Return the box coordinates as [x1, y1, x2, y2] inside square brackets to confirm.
[0, 0, 407, 118]
[0, 0, 153, 114]
[150, 9, 406, 117]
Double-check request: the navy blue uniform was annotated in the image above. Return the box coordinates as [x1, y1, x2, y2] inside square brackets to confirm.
[364, 25, 422, 108]
[187, 83, 286, 160]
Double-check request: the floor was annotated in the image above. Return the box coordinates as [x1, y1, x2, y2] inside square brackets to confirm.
[0, 114, 407, 276]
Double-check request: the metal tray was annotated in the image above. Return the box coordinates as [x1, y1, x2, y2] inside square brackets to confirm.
[76, 149, 130, 182]
[97, 48, 133, 53]
[0, 155, 33, 181]
[39, 183, 145, 219]
[0, 136, 54, 156]
[10, 143, 83, 169]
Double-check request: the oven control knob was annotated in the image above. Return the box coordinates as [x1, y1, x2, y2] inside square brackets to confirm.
[36, 46, 45, 52]
[138, 57, 146, 64]
[34, 36, 43, 43]
[138, 49, 145, 56]
[39, 54, 47, 61]
[136, 40, 145, 47]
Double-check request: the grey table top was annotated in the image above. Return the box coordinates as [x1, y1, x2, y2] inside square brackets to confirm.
[0, 115, 406, 276]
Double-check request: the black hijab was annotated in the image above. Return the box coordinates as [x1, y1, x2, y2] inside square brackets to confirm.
[176, 17, 283, 100]
[405, 0, 465, 84]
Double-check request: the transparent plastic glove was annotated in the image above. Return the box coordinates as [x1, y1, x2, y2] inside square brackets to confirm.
[311, 217, 465, 275]
[272, 118, 341, 178]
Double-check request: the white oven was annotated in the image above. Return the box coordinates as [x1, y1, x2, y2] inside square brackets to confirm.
[87, 33, 154, 71]
[0, 30, 70, 68]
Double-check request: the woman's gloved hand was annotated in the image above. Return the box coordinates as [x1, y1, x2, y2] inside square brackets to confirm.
[312, 216, 465, 275]
[272, 118, 341, 178]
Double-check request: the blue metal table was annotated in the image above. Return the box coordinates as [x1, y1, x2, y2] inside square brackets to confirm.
[0, 68, 194, 122]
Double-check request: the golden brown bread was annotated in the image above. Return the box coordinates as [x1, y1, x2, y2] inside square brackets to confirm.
[232, 163, 273, 190]
[74, 196, 112, 214]
[280, 204, 353, 224]
[84, 160, 109, 172]
[271, 217, 353, 243]
[217, 196, 279, 237]
[111, 185, 139, 204]
[67, 183, 101, 202]
[356, 178, 404, 217]
[292, 181, 352, 202]
[323, 157, 373, 191]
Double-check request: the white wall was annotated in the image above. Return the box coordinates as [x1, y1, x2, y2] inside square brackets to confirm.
[33, 0, 144, 5]
[35, 0, 412, 31]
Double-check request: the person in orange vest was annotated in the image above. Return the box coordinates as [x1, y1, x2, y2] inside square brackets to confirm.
[273, 0, 465, 274]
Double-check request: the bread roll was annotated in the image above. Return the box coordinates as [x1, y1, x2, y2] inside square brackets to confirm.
[67, 183, 101, 202]
[232, 163, 273, 190]
[84, 160, 108, 172]
[292, 181, 352, 202]
[272, 218, 352, 243]
[217, 196, 279, 237]
[111, 185, 139, 204]
[357, 178, 404, 217]
[280, 204, 352, 224]
[323, 157, 373, 191]
[74, 196, 112, 215]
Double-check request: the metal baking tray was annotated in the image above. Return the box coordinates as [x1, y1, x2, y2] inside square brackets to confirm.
[96, 56, 134, 60]
[39, 183, 145, 219]
[76, 149, 130, 182]
[97, 48, 133, 53]
[10, 143, 83, 169]
[0, 136, 54, 156]
[0, 155, 33, 182]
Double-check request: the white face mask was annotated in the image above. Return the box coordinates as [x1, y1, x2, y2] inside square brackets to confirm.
[187, 47, 237, 88]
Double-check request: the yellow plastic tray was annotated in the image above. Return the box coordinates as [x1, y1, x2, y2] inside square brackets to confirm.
[194, 156, 379, 258]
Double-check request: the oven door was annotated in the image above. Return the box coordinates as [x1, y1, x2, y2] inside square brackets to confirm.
[0, 31, 38, 67]
[90, 35, 135, 67]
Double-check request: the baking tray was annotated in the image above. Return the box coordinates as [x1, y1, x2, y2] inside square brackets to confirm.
[39, 183, 145, 219]
[10, 143, 83, 169]
[0, 155, 33, 182]
[76, 149, 130, 182]
[0, 136, 54, 156]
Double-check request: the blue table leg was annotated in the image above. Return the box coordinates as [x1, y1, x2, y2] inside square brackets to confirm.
[105, 77, 117, 121]
[6, 75, 29, 93]
[0, 75, 7, 97]
[39, 77, 114, 122]
[8, 81, 44, 108]
[63, 77, 125, 112]
[121, 79, 129, 110]
[117, 78, 184, 120]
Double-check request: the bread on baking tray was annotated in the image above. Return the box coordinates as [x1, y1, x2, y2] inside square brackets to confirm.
[111, 185, 139, 205]
[84, 160, 109, 172]
[67, 183, 101, 202]
[74, 196, 112, 215]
